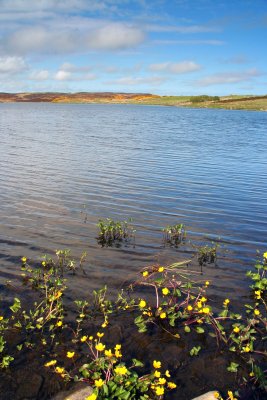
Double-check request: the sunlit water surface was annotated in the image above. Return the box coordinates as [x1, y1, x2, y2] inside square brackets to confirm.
[0, 103, 267, 296]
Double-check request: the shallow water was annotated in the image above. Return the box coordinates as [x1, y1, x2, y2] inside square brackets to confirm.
[0, 103, 267, 294]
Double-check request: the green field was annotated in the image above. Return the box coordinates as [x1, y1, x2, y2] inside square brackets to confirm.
[130, 94, 267, 111]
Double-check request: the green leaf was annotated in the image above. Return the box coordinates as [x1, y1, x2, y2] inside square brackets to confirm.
[227, 362, 239, 373]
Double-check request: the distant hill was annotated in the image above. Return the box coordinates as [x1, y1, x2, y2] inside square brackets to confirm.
[1, 92, 266, 111]
[0, 92, 159, 103]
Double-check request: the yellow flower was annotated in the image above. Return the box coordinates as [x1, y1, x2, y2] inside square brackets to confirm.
[187, 305, 193, 311]
[81, 335, 88, 342]
[86, 394, 98, 400]
[115, 344, 121, 350]
[114, 365, 128, 375]
[153, 360, 161, 369]
[255, 290, 261, 299]
[162, 288, 169, 296]
[95, 343, 105, 352]
[155, 386, 164, 396]
[139, 299, 146, 308]
[97, 332, 104, 338]
[54, 291, 62, 300]
[263, 251, 267, 259]
[202, 307, 210, 314]
[104, 349, 113, 357]
[115, 350, 122, 358]
[160, 312, 166, 319]
[223, 299, 230, 306]
[0, 316, 3, 321]
[21, 257, 27, 263]
[158, 378, 166, 385]
[214, 392, 220, 399]
[165, 370, 171, 378]
[101, 321, 108, 328]
[233, 326, 240, 333]
[154, 371, 161, 378]
[243, 345, 251, 353]
[167, 382, 177, 389]
[158, 266, 164, 272]
[56, 321, 63, 327]
[66, 351, 75, 358]
[55, 366, 65, 374]
[227, 391, 237, 400]
[205, 281, 210, 286]
[89, 336, 93, 340]
[95, 378, 104, 387]
[254, 309, 260, 316]
[200, 297, 207, 303]
[197, 302, 202, 309]
[142, 271, 149, 277]
[45, 360, 57, 367]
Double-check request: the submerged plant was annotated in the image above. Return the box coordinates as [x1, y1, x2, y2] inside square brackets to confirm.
[162, 223, 186, 246]
[97, 218, 135, 246]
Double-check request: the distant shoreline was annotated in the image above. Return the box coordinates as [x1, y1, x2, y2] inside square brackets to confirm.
[1, 92, 267, 111]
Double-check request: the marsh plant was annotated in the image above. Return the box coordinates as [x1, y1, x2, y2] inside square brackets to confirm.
[0, 250, 267, 399]
[195, 244, 218, 266]
[162, 223, 186, 246]
[97, 218, 135, 246]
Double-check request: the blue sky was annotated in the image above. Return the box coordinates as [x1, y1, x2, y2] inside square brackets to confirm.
[0, 0, 267, 95]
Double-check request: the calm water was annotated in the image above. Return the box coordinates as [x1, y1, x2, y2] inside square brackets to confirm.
[0, 103, 267, 297]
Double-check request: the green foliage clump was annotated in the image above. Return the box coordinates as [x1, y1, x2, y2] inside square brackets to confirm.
[97, 218, 135, 246]
[190, 95, 220, 103]
[162, 223, 186, 246]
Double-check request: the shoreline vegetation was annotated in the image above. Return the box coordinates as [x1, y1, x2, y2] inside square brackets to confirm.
[1, 92, 267, 111]
[0, 220, 266, 399]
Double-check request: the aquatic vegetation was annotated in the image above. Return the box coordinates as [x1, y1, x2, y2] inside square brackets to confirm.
[162, 223, 186, 246]
[196, 244, 218, 266]
[0, 249, 266, 399]
[97, 218, 135, 246]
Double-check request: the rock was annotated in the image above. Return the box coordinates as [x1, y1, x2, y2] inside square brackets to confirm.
[51, 383, 93, 400]
[191, 391, 218, 400]
[15, 372, 43, 399]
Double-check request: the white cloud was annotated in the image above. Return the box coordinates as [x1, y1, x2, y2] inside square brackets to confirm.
[60, 62, 93, 72]
[29, 70, 49, 80]
[195, 69, 262, 86]
[54, 70, 72, 80]
[153, 39, 225, 46]
[106, 76, 166, 85]
[54, 69, 96, 81]
[86, 23, 145, 50]
[145, 24, 220, 33]
[1, 22, 145, 55]
[0, 56, 28, 74]
[149, 61, 201, 74]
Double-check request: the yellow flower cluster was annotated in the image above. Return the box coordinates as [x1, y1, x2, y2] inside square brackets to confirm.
[151, 361, 177, 396]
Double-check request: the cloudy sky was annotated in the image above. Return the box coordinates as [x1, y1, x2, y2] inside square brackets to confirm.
[0, 0, 266, 95]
